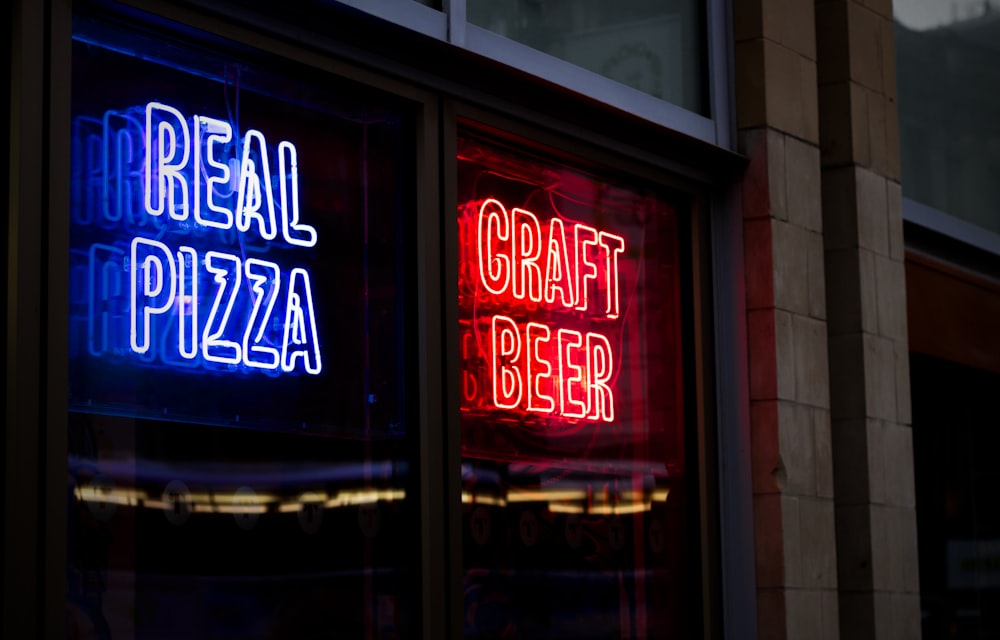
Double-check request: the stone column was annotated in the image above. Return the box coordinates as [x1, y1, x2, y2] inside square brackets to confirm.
[734, 2, 840, 637]
[815, 0, 921, 637]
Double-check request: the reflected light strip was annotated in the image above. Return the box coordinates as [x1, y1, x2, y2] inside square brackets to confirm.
[77, 484, 410, 514]
[548, 503, 585, 514]
[588, 501, 651, 515]
[231, 493, 280, 505]
[75, 484, 658, 517]
[507, 489, 587, 503]
[324, 489, 405, 508]
[74, 486, 148, 506]
[461, 491, 507, 507]
[278, 492, 329, 511]
[460, 489, 662, 514]
[297, 491, 328, 503]
[215, 504, 268, 515]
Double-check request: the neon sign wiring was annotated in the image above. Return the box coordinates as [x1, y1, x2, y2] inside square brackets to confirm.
[74, 101, 323, 376]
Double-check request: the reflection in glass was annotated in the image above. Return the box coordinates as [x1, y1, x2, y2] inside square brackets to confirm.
[68, 15, 416, 638]
[895, 0, 1000, 234]
[68, 416, 414, 639]
[457, 132, 698, 638]
[468, 0, 707, 114]
[911, 354, 1000, 639]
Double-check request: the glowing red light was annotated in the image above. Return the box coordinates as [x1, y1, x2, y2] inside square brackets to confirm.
[463, 196, 626, 423]
[474, 198, 625, 317]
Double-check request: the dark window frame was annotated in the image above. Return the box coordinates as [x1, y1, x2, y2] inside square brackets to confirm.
[6, 0, 753, 637]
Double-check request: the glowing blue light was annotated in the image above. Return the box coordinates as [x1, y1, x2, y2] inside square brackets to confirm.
[235, 130, 278, 241]
[193, 115, 235, 230]
[87, 243, 125, 358]
[202, 250, 243, 366]
[145, 102, 191, 221]
[176, 246, 199, 360]
[243, 259, 282, 370]
[130, 237, 177, 355]
[281, 268, 322, 375]
[74, 100, 325, 377]
[278, 141, 317, 248]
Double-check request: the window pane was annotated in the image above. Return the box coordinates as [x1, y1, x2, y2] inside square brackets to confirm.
[68, 16, 417, 638]
[895, 3, 1000, 235]
[457, 132, 698, 638]
[468, 0, 707, 114]
[911, 353, 1000, 638]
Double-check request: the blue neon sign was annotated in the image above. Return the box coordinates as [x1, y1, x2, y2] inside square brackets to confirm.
[74, 101, 322, 376]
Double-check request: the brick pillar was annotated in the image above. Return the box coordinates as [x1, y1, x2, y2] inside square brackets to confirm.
[734, 2, 840, 638]
[815, 0, 921, 637]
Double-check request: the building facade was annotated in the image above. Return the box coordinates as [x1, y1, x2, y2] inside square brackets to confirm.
[894, 2, 1000, 637]
[3, 0, 997, 638]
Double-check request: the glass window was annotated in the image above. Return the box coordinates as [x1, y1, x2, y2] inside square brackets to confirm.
[894, 1, 1000, 236]
[457, 131, 699, 638]
[911, 353, 1000, 638]
[68, 15, 418, 638]
[467, 0, 708, 114]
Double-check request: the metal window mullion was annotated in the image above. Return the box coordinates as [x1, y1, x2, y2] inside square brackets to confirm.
[416, 95, 452, 640]
[444, 0, 466, 47]
[439, 99, 465, 640]
[710, 186, 758, 640]
[706, 0, 736, 149]
[5, 1, 44, 632]
[44, 0, 72, 637]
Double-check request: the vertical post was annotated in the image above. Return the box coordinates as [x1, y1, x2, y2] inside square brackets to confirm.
[6, 0, 51, 637]
[418, 96, 454, 640]
[45, 0, 71, 638]
[816, 0, 921, 636]
[732, 0, 842, 637]
[443, 0, 466, 47]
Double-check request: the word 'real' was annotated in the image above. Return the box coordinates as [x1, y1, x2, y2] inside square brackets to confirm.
[143, 102, 317, 247]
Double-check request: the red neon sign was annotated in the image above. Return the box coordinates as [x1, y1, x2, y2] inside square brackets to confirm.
[476, 198, 625, 316]
[458, 134, 689, 640]
[462, 196, 625, 423]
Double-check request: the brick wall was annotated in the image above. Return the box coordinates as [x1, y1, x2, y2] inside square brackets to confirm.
[733, 0, 920, 637]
